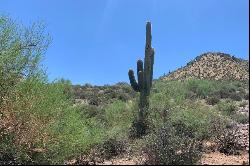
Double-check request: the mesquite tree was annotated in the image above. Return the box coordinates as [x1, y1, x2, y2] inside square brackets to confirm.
[128, 22, 154, 136]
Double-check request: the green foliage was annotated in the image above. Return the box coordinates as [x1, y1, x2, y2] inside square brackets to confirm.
[212, 84, 236, 99]
[149, 80, 233, 139]
[232, 113, 249, 124]
[217, 100, 237, 116]
[47, 105, 105, 164]
[0, 15, 51, 164]
[104, 100, 136, 139]
[238, 100, 248, 107]
[145, 122, 202, 165]
[244, 92, 249, 100]
[148, 92, 175, 128]
[169, 105, 228, 140]
[152, 80, 187, 104]
[0, 15, 50, 101]
[45, 100, 136, 164]
[229, 93, 242, 101]
[152, 79, 247, 103]
[186, 79, 215, 99]
[78, 105, 104, 119]
[206, 96, 220, 105]
[72, 83, 136, 106]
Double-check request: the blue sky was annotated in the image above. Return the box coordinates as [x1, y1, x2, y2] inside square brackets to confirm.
[1, 0, 249, 85]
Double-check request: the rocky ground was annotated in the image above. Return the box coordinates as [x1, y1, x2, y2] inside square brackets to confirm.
[235, 101, 249, 151]
[201, 152, 249, 165]
[235, 123, 249, 151]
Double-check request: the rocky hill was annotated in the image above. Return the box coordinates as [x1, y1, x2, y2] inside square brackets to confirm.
[161, 52, 249, 81]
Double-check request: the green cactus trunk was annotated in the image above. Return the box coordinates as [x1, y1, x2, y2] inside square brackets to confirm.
[128, 22, 154, 135]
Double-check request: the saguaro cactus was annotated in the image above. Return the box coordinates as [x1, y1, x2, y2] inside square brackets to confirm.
[128, 22, 154, 133]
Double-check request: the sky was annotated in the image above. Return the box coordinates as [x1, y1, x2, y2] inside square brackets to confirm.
[0, 0, 249, 85]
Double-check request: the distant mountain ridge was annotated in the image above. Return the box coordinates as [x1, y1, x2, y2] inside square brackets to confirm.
[161, 52, 249, 81]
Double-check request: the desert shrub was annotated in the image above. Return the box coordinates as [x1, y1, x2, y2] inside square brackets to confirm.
[104, 100, 136, 139]
[238, 100, 248, 107]
[152, 80, 187, 103]
[185, 91, 197, 100]
[145, 122, 202, 165]
[238, 87, 246, 94]
[206, 96, 220, 105]
[56, 78, 74, 99]
[148, 88, 228, 140]
[208, 114, 230, 141]
[77, 105, 104, 120]
[98, 138, 127, 160]
[216, 125, 243, 155]
[0, 77, 79, 164]
[71, 83, 136, 106]
[168, 105, 228, 140]
[117, 93, 131, 102]
[232, 114, 249, 124]
[186, 79, 214, 99]
[243, 92, 249, 100]
[229, 93, 242, 101]
[51, 100, 136, 163]
[129, 119, 150, 139]
[149, 92, 174, 125]
[217, 100, 237, 116]
[212, 84, 237, 99]
[88, 95, 100, 106]
[0, 127, 22, 165]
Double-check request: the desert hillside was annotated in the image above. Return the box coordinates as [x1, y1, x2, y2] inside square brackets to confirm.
[162, 52, 249, 81]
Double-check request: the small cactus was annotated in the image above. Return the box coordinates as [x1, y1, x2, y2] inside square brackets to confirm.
[128, 22, 154, 134]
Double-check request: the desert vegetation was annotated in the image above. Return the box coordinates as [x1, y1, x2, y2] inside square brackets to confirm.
[0, 15, 249, 165]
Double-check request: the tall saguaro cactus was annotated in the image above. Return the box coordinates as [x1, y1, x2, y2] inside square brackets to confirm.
[128, 22, 154, 134]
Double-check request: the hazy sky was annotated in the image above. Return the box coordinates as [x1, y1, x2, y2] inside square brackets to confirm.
[1, 0, 249, 85]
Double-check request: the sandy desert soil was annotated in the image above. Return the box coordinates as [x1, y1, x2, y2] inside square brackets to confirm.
[200, 152, 249, 165]
[66, 151, 249, 165]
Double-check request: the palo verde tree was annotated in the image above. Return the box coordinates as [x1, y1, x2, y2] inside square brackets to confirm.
[128, 21, 155, 137]
[0, 15, 50, 103]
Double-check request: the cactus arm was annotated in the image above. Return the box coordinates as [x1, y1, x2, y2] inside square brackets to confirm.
[138, 71, 144, 91]
[137, 59, 143, 74]
[128, 69, 140, 92]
